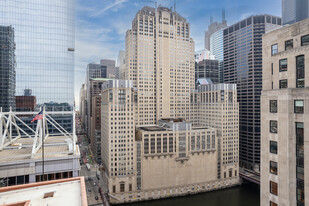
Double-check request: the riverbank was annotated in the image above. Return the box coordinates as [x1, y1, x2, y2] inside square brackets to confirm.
[120, 183, 260, 206]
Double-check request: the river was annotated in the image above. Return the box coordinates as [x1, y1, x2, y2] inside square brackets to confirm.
[121, 183, 260, 206]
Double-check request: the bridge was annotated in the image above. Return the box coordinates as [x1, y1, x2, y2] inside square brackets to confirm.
[239, 169, 260, 185]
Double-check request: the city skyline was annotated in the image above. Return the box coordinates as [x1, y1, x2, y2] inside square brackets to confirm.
[74, 0, 282, 107]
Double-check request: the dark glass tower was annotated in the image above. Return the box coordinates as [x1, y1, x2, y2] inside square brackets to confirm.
[0, 25, 15, 112]
[223, 15, 281, 170]
[282, 0, 309, 25]
[195, 59, 219, 85]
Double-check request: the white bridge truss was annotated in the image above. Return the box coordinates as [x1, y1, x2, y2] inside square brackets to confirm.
[0, 108, 77, 158]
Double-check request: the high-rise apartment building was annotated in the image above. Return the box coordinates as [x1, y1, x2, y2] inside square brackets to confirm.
[282, 0, 309, 25]
[0, 0, 75, 109]
[210, 28, 225, 83]
[124, 6, 195, 125]
[261, 18, 309, 206]
[204, 10, 227, 50]
[0, 25, 15, 112]
[223, 15, 281, 170]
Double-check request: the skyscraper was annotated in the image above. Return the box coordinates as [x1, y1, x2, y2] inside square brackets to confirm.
[0, 25, 15, 112]
[261, 18, 309, 206]
[125, 6, 195, 125]
[210, 28, 225, 83]
[117, 50, 125, 79]
[85, 59, 115, 139]
[195, 59, 219, 85]
[282, 0, 309, 25]
[204, 9, 227, 50]
[0, 0, 75, 109]
[101, 6, 240, 204]
[223, 15, 281, 170]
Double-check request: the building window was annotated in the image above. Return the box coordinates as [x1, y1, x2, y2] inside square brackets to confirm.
[129, 184, 132, 192]
[113, 185, 116, 193]
[270, 120, 278, 133]
[279, 79, 288, 89]
[144, 138, 149, 154]
[270, 201, 278, 206]
[157, 138, 161, 153]
[294, 100, 304, 114]
[279, 59, 287, 72]
[296, 122, 305, 205]
[120, 183, 125, 192]
[271, 44, 278, 55]
[270, 181, 278, 196]
[270, 100, 277, 113]
[301, 34, 309, 46]
[285, 39, 293, 50]
[270, 141, 278, 154]
[270, 161, 278, 175]
[296, 55, 305, 88]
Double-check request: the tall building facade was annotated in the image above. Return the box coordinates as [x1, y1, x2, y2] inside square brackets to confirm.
[261, 18, 309, 206]
[210, 28, 225, 83]
[125, 6, 195, 125]
[0, 25, 15, 112]
[195, 59, 219, 85]
[0, 0, 75, 109]
[117, 50, 125, 80]
[100, 7, 240, 204]
[223, 15, 281, 170]
[84, 59, 115, 138]
[282, 0, 309, 25]
[204, 10, 227, 50]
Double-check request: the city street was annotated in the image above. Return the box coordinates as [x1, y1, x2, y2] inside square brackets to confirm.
[76, 116, 108, 206]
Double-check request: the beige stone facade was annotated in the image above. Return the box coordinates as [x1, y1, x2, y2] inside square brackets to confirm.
[190, 84, 239, 179]
[125, 6, 195, 125]
[261, 18, 309, 206]
[100, 6, 240, 205]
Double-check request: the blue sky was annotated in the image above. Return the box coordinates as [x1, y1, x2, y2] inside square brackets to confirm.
[75, 0, 281, 105]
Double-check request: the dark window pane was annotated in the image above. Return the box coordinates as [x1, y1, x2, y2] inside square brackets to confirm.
[285, 39, 293, 50]
[270, 181, 278, 195]
[270, 120, 277, 133]
[270, 100, 277, 113]
[270, 161, 278, 175]
[279, 79, 288, 89]
[301, 34, 309, 46]
[279, 58, 288, 72]
[296, 55, 305, 88]
[270, 141, 278, 154]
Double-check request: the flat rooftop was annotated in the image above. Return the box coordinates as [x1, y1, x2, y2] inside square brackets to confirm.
[139, 126, 167, 132]
[0, 177, 87, 206]
[0, 136, 80, 164]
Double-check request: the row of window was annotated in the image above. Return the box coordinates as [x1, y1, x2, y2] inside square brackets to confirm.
[270, 100, 304, 114]
[271, 34, 309, 56]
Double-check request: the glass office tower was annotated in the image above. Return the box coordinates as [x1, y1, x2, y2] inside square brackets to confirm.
[282, 0, 309, 25]
[0, 0, 75, 110]
[210, 28, 225, 83]
[223, 15, 281, 170]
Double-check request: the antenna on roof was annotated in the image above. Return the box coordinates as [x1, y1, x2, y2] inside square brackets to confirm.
[222, 8, 226, 23]
[174, 0, 176, 12]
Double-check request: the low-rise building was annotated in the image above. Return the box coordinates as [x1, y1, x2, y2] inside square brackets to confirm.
[0, 177, 87, 206]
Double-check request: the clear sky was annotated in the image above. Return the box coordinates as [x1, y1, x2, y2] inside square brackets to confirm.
[75, 0, 282, 106]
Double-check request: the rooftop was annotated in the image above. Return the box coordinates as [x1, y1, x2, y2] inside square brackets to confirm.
[0, 135, 80, 164]
[0, 177, 87, 206]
